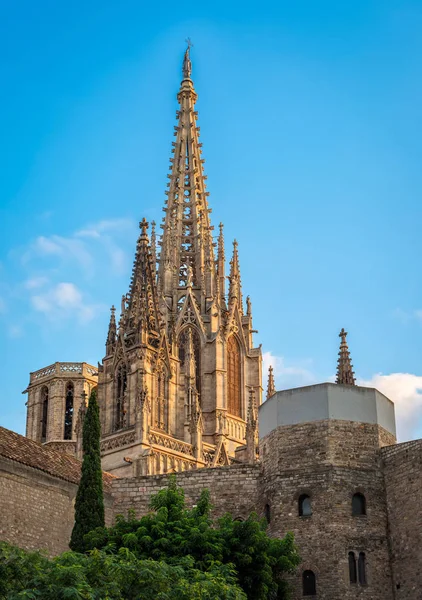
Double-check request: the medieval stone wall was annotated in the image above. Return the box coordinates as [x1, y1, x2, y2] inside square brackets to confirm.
[382, 439, 422, 600]
[260, 420, 395, 600]
[112, 463, 262, 520]
[0, 457, 113, 556]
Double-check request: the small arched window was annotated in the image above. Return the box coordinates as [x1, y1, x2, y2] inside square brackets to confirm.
[178, 327, 201, 397]
[299, 494, 312, 517]
[227, 335, 241, 417]
[115, 363, 128, 430]
[264, 503, 271, 524]
[358, 552, 367, 585]
[352, 493, 366, 516]
[348, 552, 357, 584]
[40, 386, 49, 443]
[302, 570, 316, 596]
[64, 382, 74, 440]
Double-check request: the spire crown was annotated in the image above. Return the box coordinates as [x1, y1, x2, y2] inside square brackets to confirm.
[336, 327, 356, 386]
[182, 38, 193, 79]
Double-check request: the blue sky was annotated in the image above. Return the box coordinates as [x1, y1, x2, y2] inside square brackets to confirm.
[1, 0, 422, 441]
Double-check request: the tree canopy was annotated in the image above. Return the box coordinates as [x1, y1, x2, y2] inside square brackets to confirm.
[84, 477, 300, 599]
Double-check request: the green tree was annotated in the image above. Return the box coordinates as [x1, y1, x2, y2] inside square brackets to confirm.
[84, 477, 300, 599]
[69, 388, 105, 553]
[0, 542, 245, 599]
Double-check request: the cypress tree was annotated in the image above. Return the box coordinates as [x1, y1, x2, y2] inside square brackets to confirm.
[70, 388, 105, 552]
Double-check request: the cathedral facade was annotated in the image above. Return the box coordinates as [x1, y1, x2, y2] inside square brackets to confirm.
[9, 45, 422, 599]
[25, 45, 261, 477]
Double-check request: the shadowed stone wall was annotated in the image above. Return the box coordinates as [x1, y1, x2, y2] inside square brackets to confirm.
[382, 440, 422, 600]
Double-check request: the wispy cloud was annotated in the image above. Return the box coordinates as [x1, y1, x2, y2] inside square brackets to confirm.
[31, 282, 100, 324]
[76, 218, 135, 239]
[392, 307, 422, 325]
[24, 276, 49, 290]
[262, 351, 318, 391]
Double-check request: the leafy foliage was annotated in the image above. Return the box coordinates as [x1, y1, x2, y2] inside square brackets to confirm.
[84, 477, 300, 599]
[0, 542, 245, 599]
[69, 388, 105, 553]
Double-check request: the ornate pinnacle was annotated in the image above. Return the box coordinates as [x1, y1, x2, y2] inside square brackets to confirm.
[150, 220, 157, 272]
[336, 328, 356, 386]
[228, 239, 243, 309]
[139, 217, 149, 242]
[266, 365, 276, 399]
[106, 305, 117, 352]
[182, 38, 193, 79]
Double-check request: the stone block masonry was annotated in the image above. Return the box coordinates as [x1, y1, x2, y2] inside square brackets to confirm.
[112, 463, 262, 520]
[382, 440, 422, 600]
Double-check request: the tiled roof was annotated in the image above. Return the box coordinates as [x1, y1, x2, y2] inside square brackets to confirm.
[0, 426, 115, 491]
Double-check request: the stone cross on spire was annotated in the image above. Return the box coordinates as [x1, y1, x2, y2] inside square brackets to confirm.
[336, 328, 356, 386]
[182, 38, 193, 79]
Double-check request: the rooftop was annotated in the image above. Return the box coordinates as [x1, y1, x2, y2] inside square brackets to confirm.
[0, 426, 115, 491]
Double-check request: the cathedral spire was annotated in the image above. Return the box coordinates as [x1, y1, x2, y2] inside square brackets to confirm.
[266, 365, 276, 399]
[157, 43, 216, 303]
[228, 240, 243, 311]
[106, 305, 117, 354]
[336, 328, 356, 386]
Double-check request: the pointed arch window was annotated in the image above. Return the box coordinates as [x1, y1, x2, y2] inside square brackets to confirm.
[155, 363, 168, 431]
[40, 386, 49, 443]
[302, 570, 316, 596]
[227, 335, 241, 417]
[178, 327, 201, 397]
[115, 363, 128, 431]
[64, 382, 74, 440]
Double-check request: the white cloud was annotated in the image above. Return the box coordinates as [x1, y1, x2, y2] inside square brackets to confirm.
[359, 373, 422, 443]
[262, 351, 318, 392]
[31, 282, 98, 324]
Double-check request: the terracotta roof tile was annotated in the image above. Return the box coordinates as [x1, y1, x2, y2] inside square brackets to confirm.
[0, 426, 115, 491]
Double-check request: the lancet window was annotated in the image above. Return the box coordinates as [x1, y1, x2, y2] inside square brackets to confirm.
[227, 335, 241, 417]
[115, 363, 128, 431]
[178, 327, 201, 397]
[63, 382, 74, 440]
[40, 386, 49, 443]
[155, 363, 168, 431]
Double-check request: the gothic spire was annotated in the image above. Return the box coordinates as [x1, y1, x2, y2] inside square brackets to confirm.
[266, 365, 276, 399]
[228, 240, 243, 311]
[217, 222, 226, 306]
[157, 42, 216, 302]
[336, 328, 356, 386]
[105, 305, 117, 354]
[124, 218, 161, 345]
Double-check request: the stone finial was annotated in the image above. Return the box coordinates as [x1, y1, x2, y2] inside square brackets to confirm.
[106, 305, 117, 353]
[266, 365, 276, 399]
[228, 239, 243, 309]
[336, 328, 356, 386]
[182, 38, 193, 79]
